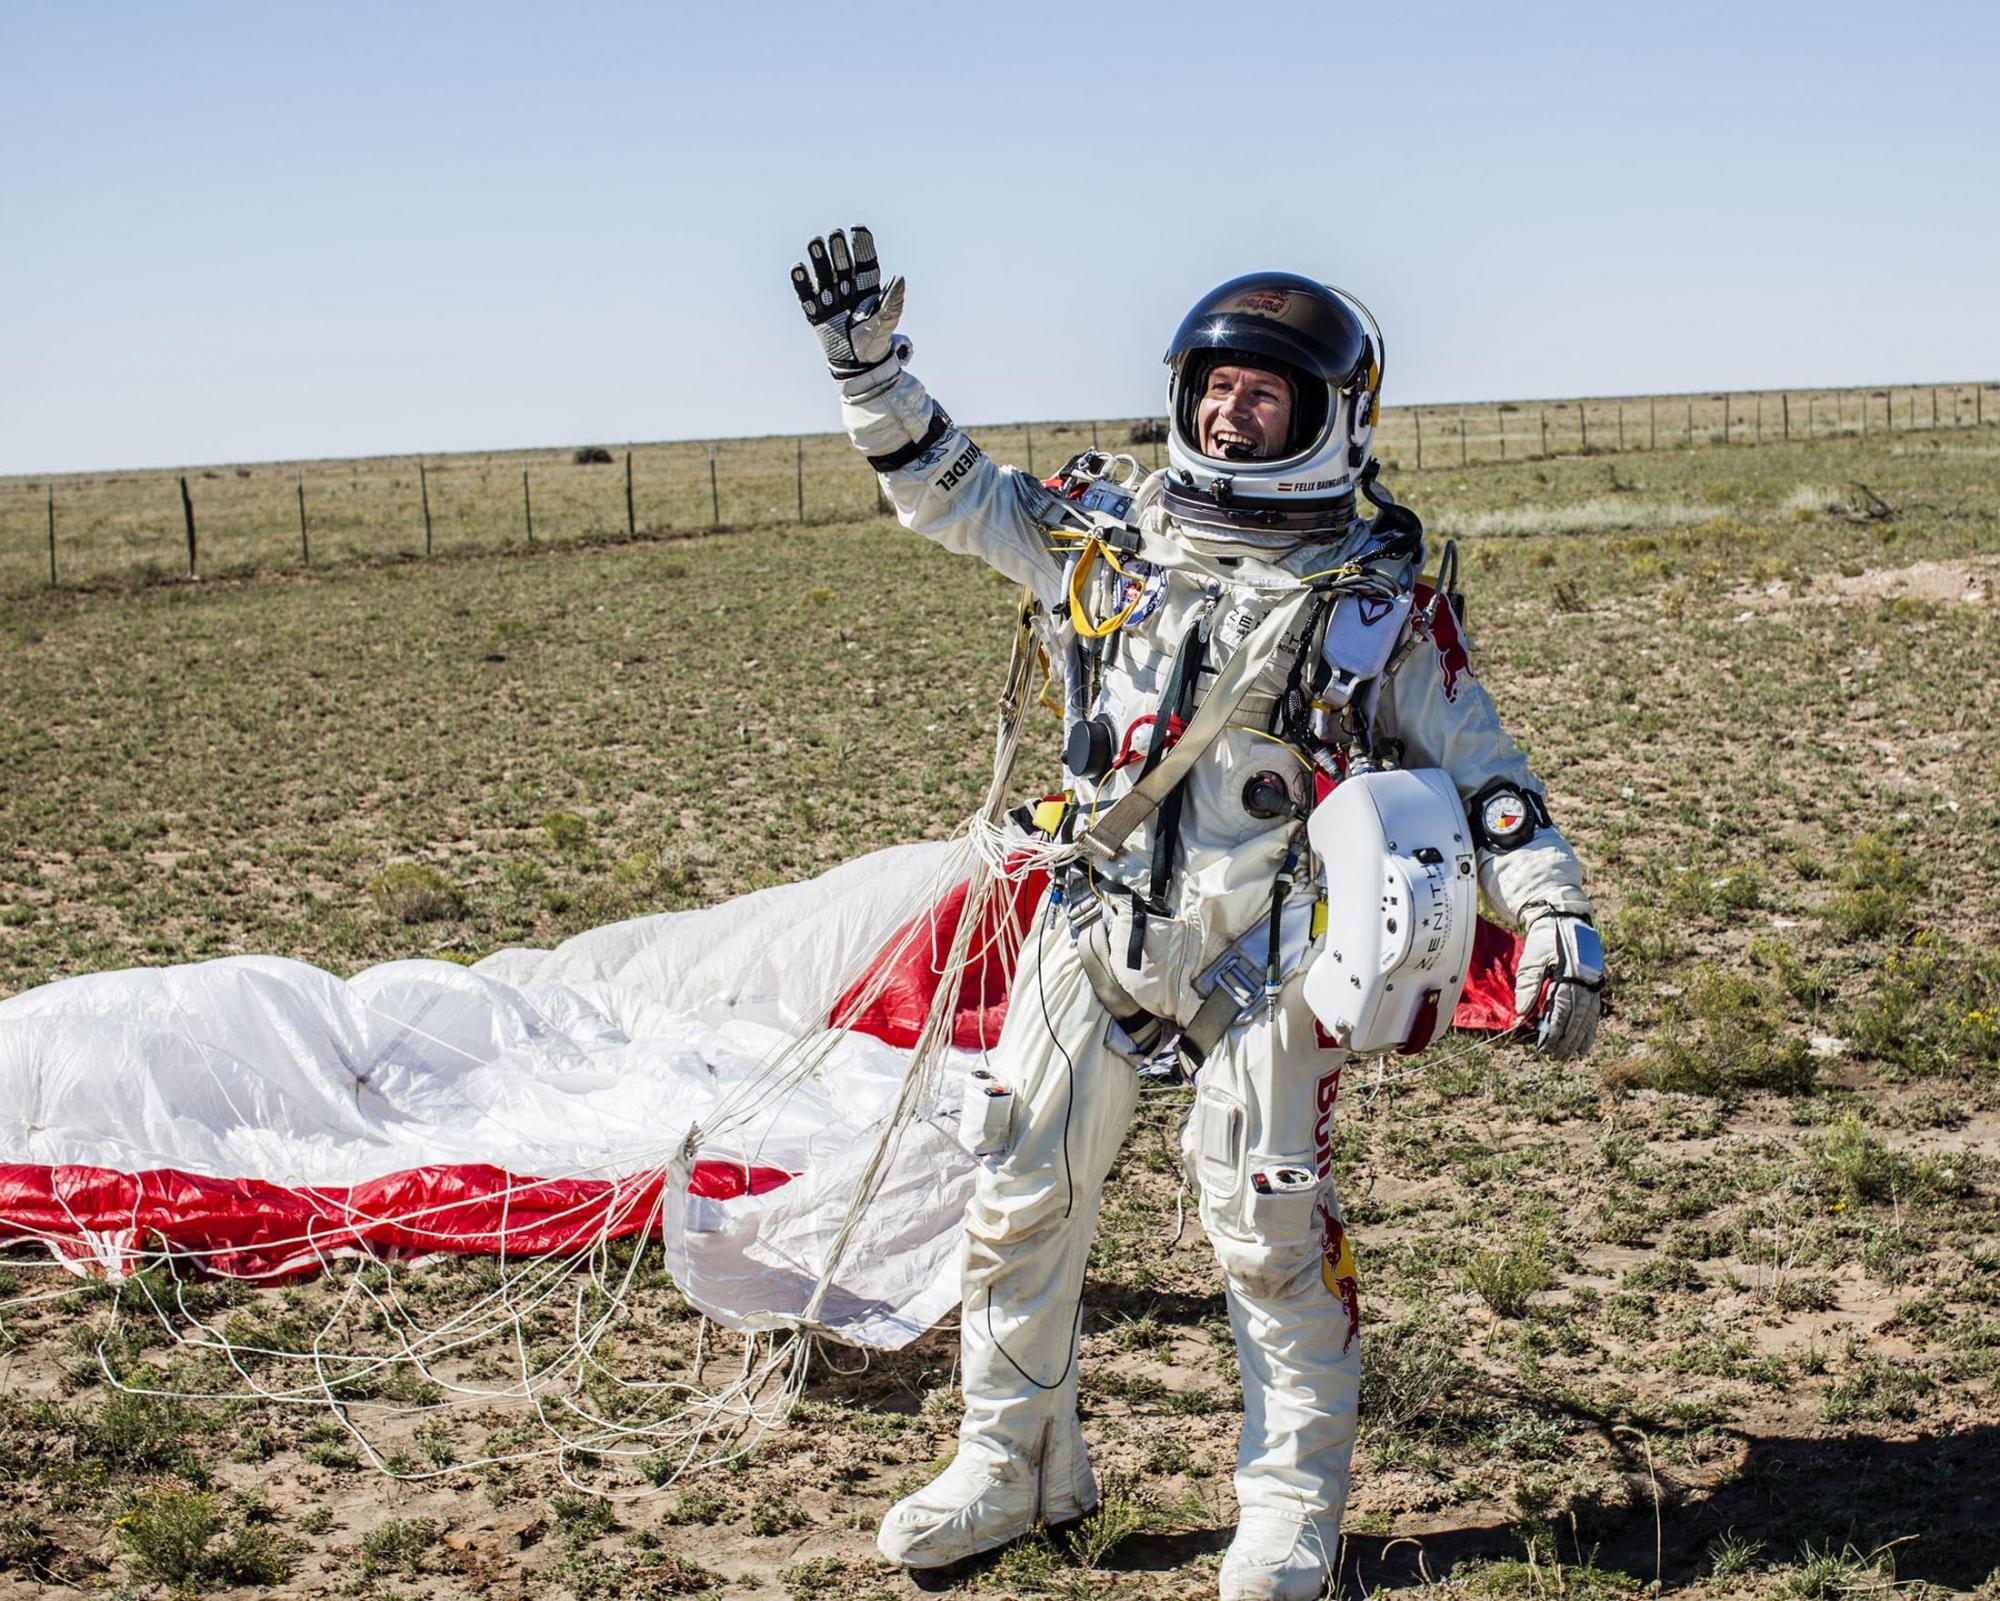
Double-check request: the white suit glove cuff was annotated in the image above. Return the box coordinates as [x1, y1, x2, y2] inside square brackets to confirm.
[842, 366, 945, 460]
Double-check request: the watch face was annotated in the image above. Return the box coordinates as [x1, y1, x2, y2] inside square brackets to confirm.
[1481, 790, 1531, 845]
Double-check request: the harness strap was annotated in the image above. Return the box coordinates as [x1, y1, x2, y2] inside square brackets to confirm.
[1077, 589, 1314, 863]
[1177, 981, 1244, 1069]
[1066, 892, 1172, 1056]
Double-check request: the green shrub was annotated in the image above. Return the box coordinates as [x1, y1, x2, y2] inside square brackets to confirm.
[1360, 1314, 1480, 1441]
[1813, 1116, 1967, 1206]
[746, 1491, 807, 1536]
[81, 1379, 213, 1478]
[367, 861, 463, 923]
[1844, 933, 2000, 1079]
[114, 1485, 291, 1588]
[1640, 969, 1814, 1095]
[542, 809, 591, 849]
[1819, 835, 1920, 941]
[1463, 1231, 1558, 1319]
[359, 1515, 439, 1577]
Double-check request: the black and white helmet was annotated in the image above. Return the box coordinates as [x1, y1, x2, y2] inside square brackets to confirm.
[1162, 271, 1385, 541]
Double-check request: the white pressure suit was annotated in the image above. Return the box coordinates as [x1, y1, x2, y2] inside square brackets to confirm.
[836, 365, 1595, 1598]
[793, 230, 1598, 1601]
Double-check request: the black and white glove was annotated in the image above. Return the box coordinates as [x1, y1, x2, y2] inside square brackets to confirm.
[789, 226, 910, 387]
[1514, 911, 1604, 1060]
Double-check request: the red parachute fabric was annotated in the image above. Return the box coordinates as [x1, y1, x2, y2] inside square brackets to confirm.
[834, 862, 1521, 1047]
[833, 865, 1050, 1050]
[0, 1159, 791, 1282]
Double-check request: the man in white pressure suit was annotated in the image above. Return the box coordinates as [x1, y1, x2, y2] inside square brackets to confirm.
[790, 227, 1604, 1600]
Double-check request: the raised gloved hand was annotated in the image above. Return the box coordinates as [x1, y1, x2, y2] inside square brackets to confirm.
[790, 226, 909, 385]
[1514, 912, 1604, 1059]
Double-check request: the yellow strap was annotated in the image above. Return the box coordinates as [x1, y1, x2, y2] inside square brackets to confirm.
[1067, 537, 1145, 640]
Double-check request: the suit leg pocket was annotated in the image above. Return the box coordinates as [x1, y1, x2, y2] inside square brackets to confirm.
[1226, 1153, 1324, 1299]
[1185, 1084, 1245, 1203]
[959, 1068, 1015, 1159]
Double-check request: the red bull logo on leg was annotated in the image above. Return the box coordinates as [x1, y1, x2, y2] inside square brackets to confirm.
[1316, 1198, 1361, 1352]
[1311, 1069, 1359, 1349]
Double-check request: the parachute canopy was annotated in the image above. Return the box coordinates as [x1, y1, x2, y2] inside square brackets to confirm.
[0, 840, 1521, 1350]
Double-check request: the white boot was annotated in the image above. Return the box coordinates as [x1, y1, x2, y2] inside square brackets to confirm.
[1219, 1507, 1340, 1600]
[875, 1419, 1097, 1569]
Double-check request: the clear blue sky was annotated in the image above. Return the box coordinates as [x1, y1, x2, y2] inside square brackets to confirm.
[3, 0, 1995, 474]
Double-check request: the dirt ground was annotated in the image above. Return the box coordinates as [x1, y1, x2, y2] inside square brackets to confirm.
[1, 423, 1996, 1598]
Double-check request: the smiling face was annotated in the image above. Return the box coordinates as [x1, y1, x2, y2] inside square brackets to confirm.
[1197, 362, 1295, 461]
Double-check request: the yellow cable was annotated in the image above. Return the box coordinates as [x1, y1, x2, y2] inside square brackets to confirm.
[1294, 561, 1364, 585]
[1226, 724, 1315, 769]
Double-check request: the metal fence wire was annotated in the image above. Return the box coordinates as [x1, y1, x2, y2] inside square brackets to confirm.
[3, 383, 1993, 591]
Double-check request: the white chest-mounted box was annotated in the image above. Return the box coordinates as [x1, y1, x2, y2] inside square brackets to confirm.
[1302, 767, 1477, 1056]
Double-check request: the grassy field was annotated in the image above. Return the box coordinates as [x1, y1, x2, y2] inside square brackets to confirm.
[0, 417, 1996, 1599]
[3, 381, 1994, 592]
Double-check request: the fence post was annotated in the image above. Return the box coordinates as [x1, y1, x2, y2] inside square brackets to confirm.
[626, 449, 637, 538]
[418, 461, 433, 555]
[1025, 422, 1035, 476]
[1722, 394, 1731, 444]
[179, 475, 197, 578]
[795, 437, 805, 522]
[1580, 402, 1589, 453]
[1782, 393, 1791, 439]
[1886, 390, 1894, 434]
[1415, 410, 1423, 468]
[708, 446, 720, 528]
[1932, 387, 1939, 428]
[1539, 408, 1548, 458]
[1808, 394, 1816, 435]
[1618, 400, 1626, 452]
[296, 471, 309, 565]
[46, 485, 56, 586]
[1091, 420, 1100, 451]
[522, 468, 534, 544]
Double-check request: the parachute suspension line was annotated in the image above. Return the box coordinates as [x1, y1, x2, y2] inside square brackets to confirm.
[795, 591, 1047, 1330]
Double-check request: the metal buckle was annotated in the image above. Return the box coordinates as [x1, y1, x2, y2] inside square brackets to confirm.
[1198, 947, 1262, 1016]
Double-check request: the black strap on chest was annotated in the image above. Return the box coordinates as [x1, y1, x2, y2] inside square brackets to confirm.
[1124, 619, 1207, 968]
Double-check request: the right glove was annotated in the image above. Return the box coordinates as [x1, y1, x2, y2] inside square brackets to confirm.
[789, 226, 909, 388]
[1514, 911, 1605, 1060]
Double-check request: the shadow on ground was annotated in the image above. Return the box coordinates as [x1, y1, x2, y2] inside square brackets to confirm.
[1327, 1422, 2000, 1594]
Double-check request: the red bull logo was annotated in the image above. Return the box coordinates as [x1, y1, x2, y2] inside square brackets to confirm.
[1317, 1199, 1361, 1352]
[1416, 582, 1470, 703]
[1311, 1067, 1359, 1348]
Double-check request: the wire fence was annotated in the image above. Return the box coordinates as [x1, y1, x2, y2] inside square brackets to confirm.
[3, 382, 1993, 593]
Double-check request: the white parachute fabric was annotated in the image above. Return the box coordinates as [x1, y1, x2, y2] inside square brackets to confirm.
[0, 838, 984, 1350]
